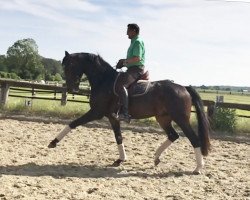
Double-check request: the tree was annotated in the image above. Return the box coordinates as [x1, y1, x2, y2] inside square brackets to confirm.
[41, 57, 63, 81]
[0, 55, 7, 71]
[200, 85, 208, 90]
[213, 86, 220, 90]
[6, 38, 44, 80]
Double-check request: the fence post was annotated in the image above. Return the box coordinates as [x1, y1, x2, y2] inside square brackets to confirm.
[54, 90, 57, 99]
[61, 88, 67, 106]
[0, 82, 10, 105]
[207, 104, 215, 122]
[32, 87, 36, 98]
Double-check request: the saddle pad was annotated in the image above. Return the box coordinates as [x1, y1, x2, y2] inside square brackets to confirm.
[128, 80, 151, 97]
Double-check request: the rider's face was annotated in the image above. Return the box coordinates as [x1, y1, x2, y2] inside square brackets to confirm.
[127, 28, 137, 39]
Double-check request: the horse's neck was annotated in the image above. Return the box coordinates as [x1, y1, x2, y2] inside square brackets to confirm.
[85, 68, 118, 90]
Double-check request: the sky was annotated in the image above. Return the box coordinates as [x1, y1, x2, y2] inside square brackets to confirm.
[0, 0, 250, 86]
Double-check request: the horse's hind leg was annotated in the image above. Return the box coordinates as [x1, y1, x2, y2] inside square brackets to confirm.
[177, 120, 204, 174]
[154, 115, 179, 166]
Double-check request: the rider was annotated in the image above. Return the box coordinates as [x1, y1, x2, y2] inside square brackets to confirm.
[115, 23, 145, 123]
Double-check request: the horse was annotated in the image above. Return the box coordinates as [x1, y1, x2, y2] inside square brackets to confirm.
[48, 51, 211, 174]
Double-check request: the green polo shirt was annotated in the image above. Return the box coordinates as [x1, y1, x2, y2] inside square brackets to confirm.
[126, 35, 145, 68]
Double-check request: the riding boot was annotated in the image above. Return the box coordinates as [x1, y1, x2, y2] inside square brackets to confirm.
[118, 86, 131, 123]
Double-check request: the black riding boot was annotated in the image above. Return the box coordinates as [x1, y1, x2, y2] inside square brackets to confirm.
[118, 86, 130, 123]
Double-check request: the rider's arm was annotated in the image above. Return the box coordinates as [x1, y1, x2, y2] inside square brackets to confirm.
[123, 56, 140, 65]
[124, 41, 143, 66]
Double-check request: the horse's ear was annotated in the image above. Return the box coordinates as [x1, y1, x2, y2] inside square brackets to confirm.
[65, 51, 70, 57]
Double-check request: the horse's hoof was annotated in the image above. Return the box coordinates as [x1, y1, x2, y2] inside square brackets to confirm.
[193, 167, 202, 175]
[48, 142, 56, 148]
[48, 139, 59, 148]
[111, 159, 124, 167]
[193, 170, 202, 175]
[154, 158, 160, 166]
[193, 165, 203, 175]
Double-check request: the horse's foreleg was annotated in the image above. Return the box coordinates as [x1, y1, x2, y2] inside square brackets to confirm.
[48, 109, 103, 148]
[108, 117, 126, 167]
[48, 126, 71, 148]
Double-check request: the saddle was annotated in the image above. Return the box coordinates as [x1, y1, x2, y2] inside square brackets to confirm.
[126, 70, 150, 97]
[128, 80, 150, 97]
[111, 70, 149, 97]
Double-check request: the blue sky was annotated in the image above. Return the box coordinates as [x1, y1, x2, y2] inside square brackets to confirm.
[0, 0, 250, 86]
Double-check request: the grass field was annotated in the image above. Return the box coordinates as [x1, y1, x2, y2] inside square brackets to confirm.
[2, 90, 90, 119]
[199, 92, 250, 104]
[199, 92, 250, 117]
[1, 88, 250, 133]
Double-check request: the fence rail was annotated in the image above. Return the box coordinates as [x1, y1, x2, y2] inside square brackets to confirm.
[202, 100, 250, 119]
[0, 79, 90, 106]
[0, 79, 250, 119]
[197, 89, 250, 96]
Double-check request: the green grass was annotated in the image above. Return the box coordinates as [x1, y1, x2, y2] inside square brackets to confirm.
[198, 92, 249, 116]
[199, 92, 250, 104]
[236, 117, 250, 133]
[198, 92, 250, 133]
[2, 92, 90, 119]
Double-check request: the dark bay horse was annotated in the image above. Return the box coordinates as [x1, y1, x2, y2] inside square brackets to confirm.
[48, 51, 211, 174]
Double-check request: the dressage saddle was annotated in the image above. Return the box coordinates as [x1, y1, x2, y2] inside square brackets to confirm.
[127, 70, 151, 97]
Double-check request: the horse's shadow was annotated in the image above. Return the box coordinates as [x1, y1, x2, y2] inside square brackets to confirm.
[0, 163, 194, 179]
[0, 163, 121, 179]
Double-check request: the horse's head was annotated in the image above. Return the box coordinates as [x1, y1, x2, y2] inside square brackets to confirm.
[62, 51, 116, 92]
[62, 51, 84, 92]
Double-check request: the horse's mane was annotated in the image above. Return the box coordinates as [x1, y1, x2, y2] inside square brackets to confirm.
[85, 53, 114, 73]
[78, 53, 117, 87]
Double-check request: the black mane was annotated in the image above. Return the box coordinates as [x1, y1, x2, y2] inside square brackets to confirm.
[78, 53, 117, 89]
[87, 54, 115, 73]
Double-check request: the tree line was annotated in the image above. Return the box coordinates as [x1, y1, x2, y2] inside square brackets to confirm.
[0, 38, 63, 81]
[196, 85, 250, 92]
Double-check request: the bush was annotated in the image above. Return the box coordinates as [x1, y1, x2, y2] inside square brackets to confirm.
[0, 71, 20, 79]
[0, 71, 8, 78]
[36, 74, 45, 82]
[54, 73, 63, 81]
[212, 107, 237, 133]
[9, 72, 20, 80]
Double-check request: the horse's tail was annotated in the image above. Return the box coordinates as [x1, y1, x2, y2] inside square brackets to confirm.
[186, 86, 211, 156]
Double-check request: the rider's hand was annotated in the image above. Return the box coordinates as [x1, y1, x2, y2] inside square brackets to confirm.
[116, 59, 126, 69]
